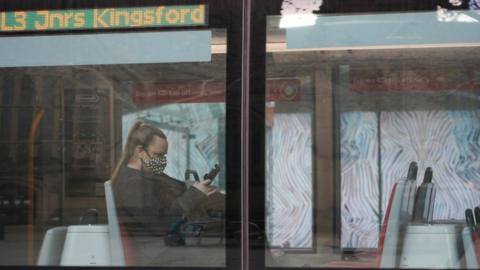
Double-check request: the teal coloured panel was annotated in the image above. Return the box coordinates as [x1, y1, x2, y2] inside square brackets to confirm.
[0, 30, 211, 67]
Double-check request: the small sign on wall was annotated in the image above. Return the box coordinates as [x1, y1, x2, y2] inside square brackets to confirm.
[132, 79, 302, 104]
[350, 64, 480, 92]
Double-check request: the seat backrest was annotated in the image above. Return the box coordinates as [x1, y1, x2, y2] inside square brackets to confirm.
[104, 180, 126, 266]
[37, 226, 68, 265]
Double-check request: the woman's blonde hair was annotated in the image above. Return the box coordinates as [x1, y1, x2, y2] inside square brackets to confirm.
[111, 121, 166, 184]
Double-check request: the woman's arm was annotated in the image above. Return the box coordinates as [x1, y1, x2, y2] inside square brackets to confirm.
[114, 172, 211, 235]
[155, 174, 208, 217]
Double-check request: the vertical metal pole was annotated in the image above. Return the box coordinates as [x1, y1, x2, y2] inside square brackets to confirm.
[377, 111, 383, 233]
[60, 88, 65, 226]
[27, 108, 44, 264]
[241, 0, 252, 268]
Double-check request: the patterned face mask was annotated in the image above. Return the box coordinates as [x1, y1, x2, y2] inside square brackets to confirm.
[142, 155, 167, 175]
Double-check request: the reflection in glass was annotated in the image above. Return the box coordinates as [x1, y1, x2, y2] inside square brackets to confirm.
[265, 12, 480, 268]
[0, 44, 226, 266]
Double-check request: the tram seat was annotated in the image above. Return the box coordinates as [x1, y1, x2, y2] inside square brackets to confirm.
[37, 181, 128, 266]
[37, 226, 68, 265]
[104, 180, 127, 266]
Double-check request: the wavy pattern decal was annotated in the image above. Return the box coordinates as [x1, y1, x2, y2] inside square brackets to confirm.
[340, 112, 380, 248]
[341, 110, 480, 248]
[266, 113, 313, 249]
[381, 111, 480, 221]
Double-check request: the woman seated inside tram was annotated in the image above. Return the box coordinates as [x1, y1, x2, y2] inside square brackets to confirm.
[111, 121, 219, 265]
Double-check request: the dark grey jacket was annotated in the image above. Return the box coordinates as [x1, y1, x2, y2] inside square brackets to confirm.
[113, 165, 206, 236]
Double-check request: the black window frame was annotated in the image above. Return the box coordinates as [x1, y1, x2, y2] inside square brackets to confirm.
[2, 0, 473, 269]
[249, 1, 478, 270]
[0, 1, 245, 270]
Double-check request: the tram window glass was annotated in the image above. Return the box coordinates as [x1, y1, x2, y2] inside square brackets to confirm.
[0, 29, 227, 266]
[265, 4, 480, 268]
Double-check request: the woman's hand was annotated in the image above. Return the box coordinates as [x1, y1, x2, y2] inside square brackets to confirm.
[192, 180, 218, 196]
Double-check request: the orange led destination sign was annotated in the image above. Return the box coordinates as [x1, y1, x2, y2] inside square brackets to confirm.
[0, 5, 206, 32]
